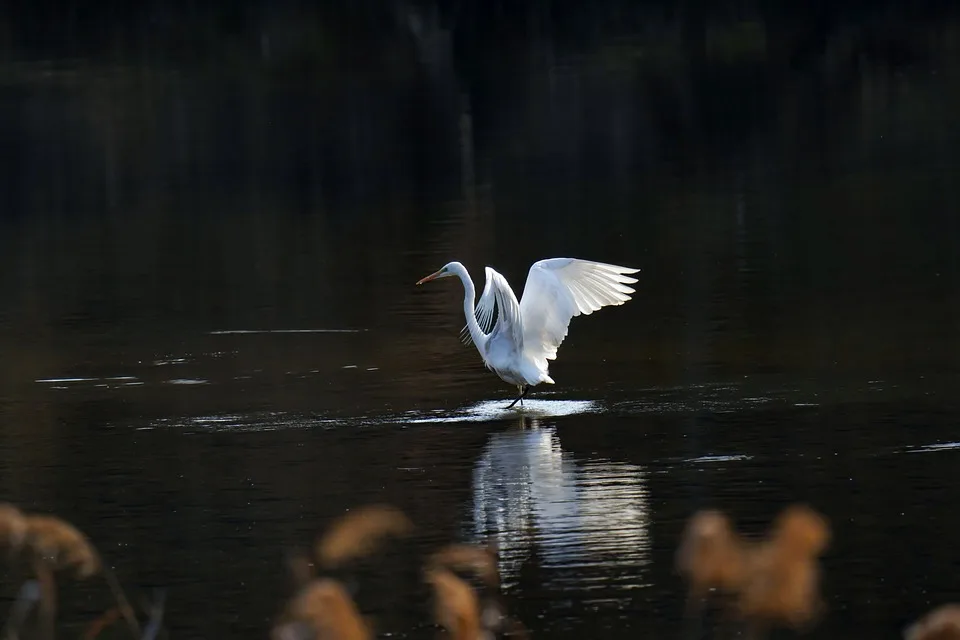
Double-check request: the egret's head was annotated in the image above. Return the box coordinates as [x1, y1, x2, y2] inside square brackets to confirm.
[416, 262, 458, 285]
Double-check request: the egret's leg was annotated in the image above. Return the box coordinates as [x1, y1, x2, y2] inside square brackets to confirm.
[507, 386, 523, 409]
[506, 385, 529, 409]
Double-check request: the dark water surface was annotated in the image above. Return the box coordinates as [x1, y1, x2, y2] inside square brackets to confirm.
[1, 27, 960, 639]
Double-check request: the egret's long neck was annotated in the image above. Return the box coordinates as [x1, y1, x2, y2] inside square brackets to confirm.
[454, 265, 487, 351]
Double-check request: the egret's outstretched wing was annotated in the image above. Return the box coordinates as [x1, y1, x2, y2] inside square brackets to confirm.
[519, 258, 639, 365]
[460, 267, 523, 349]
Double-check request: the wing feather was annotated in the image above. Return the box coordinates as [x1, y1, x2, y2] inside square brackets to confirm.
[519, 258, 639, 367]
[460, 270, 496, 346]
[461, 267, 523, 349]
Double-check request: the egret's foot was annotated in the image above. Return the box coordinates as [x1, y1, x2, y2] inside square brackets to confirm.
[506, 385, 530, 409]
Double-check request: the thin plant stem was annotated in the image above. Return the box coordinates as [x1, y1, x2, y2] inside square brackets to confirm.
[35, 561, 57, 640]
[0, 580, 41, 640]
[100, 563, 143, 639]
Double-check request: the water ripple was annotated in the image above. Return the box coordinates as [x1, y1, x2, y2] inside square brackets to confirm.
[471, 423, 651, 600]
[208, 328, 364, 335]
[407, 399, 599, 424]
[903, 441, 960, 454]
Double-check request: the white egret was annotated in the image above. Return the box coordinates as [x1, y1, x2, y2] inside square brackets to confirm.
[416, 258, 640, 407]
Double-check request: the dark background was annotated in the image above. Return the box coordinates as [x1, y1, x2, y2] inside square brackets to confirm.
[0, 1, 959, 638]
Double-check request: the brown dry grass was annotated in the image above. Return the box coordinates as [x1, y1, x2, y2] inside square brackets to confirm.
[426, 543, 500, 588]
[0, 498, 871, 640]
[0, 503, 27, 551]
[676, 509, 753, 612]
[424, 568, 483, 640]
[904, 604, 960, 640]
[22, 514, 101, 579]
[275, 509, 527, 640]
[287, 551, 317, 589]
[273, 578, 372, 640]
[737, 504, 831, 631]
[315, 504, 414, 568]
[273, 505, 416, 639]
[0, 506, 144, 640]
[424, 542, 527, 640]
[676, 504, 831, 638]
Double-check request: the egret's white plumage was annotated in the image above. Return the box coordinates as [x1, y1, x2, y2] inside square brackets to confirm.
[416, 258, 639, 405]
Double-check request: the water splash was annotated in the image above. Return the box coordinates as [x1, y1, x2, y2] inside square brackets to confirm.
[407, 399, 599, 424]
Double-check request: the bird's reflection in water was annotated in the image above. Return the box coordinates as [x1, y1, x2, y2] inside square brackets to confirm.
[471, 416, 651, 600]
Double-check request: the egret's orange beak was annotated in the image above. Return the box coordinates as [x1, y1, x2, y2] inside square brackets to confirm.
[416, 269, 444, 285]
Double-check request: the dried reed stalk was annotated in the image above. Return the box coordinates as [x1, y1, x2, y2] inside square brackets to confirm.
[426, 542, 527, 639]
[286, 551, 317, 589]
[904, 604, 960, 640]
[677, 504, 831, 639]
[425, 568, 482, 640]
[676, 509, 754, 614]
[82, 608, 121, 640]
[0, 579, 41, 640]
[0, 504, 27, 553]
[273, 505, 416, 639]
[273, 578, 371, 640]
[736, 505, 830, 631]
[18, 513, 142, 640]
[23, 515, 101, 579]
[427, 544, 499, 589]
[315, 505, 414, 568]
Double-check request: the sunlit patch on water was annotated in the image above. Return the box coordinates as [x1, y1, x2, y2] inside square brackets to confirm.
[407, 399, 599, 424]
[903, 441, 960, 454]
[471, 425, 651, 600]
